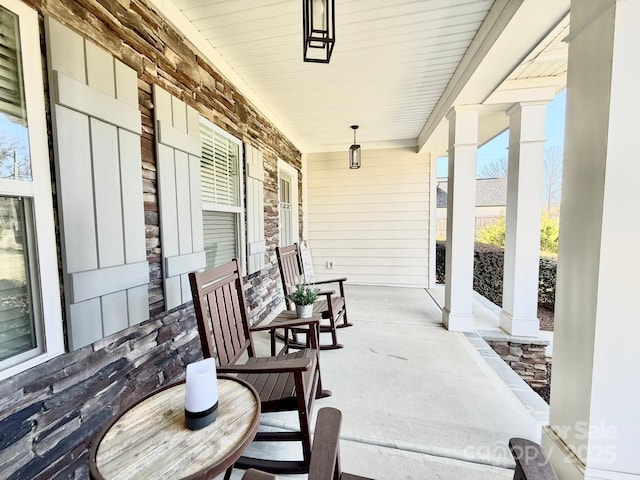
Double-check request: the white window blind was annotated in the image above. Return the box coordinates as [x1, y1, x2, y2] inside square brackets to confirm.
[199, 118, 244, 271]
[0, 196, 37, 363]
[0, 6, 26, 126]
[203, 210, 237, 269]
[200, 122, 239, 207]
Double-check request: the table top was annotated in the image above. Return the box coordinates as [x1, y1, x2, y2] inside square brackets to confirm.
[89, 376, 260, 480]
[270, 309, 321, 324]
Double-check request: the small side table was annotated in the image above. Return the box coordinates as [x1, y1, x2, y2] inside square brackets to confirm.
[262, 310, 321, 355]
[89, 376, 260, 480]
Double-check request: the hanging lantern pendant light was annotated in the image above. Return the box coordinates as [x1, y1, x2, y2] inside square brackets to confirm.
[349, 125, 361, 169]
[303, 0, 335, 63]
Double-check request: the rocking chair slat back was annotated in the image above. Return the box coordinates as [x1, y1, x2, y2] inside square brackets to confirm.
[277, 244, 304, 310]
[190, 261, 253, 366]
[189, 259, 329, 475]
[276, 244, 346, 351]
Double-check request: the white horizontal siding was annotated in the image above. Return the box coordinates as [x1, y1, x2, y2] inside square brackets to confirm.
[307, 148, 431, 287]
[309, 202, 428, 215]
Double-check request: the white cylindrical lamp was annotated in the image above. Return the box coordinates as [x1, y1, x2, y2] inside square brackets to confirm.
[184, 358, 219, 430]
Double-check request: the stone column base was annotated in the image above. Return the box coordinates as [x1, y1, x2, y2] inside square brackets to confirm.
[500, 310, 540, 337]
[442, 307, 474, 332]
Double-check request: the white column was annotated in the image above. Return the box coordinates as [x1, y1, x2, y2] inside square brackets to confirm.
[443, 106, 479, 332]
[500, 102, 548, 337]
[428, 152, 439, 288]
[542, 1, 640, 479]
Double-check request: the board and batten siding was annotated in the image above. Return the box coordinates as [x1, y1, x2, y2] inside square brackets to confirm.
[46, 18, 149, 350]
[245, 144, 266, 275]
[306, 148, 431, 287]
[154, 86, 206, 310]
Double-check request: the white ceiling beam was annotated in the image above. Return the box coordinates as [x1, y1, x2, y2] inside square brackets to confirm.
[484, 81, 562, 105]
[417, 0, 570, 154]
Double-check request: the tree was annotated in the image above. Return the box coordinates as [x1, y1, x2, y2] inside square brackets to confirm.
[479, 156, 507, 178]
[478, 146, 563, 211]
[543, 145, 563, 212]
[0, 133, 31, 180]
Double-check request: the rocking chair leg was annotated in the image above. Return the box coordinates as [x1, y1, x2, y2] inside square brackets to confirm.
[224, 465, 233, 480]
[337, 308, 353, 328]
[270, 330, 276, 356]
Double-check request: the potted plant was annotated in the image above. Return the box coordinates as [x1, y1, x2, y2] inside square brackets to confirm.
[287, 284, 319, 318]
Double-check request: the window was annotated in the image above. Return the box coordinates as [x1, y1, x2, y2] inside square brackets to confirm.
[277, 159, 299, 247]
[279, 175, 293, 245]
[199, 118, 245, 269]
[0, 0, 63, 378]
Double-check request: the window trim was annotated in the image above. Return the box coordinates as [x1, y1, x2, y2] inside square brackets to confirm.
[0, 0, 64, 380]
[199, 117, 246, 273]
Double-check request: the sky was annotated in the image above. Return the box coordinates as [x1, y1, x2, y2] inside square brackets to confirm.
[0, 113, 31, 180]
[436, 89, 566, 177]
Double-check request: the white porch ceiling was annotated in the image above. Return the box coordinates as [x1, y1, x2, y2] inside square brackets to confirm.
[164, 0, 569, 153]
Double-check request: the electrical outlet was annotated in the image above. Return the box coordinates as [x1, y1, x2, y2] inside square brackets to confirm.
[327, 261, 334, 269]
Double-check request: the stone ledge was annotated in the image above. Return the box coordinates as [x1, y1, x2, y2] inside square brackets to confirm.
[476, 329, 550, 346]
[464, 332, 549, 425]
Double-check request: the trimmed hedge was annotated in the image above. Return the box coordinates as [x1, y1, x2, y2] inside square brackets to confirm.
[435, 241, 556, 309]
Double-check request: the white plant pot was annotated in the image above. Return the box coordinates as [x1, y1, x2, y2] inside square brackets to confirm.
[296, 304, 313, 319]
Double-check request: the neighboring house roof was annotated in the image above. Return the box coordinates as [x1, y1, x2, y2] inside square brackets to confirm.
[437, 177, 508, 208]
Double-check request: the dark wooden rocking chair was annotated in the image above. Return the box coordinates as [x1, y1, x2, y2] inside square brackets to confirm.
[298, 240, 353, 331]
[275, 244, 350, 351]
[189, 259, 331, 475]
[241, 407, 373, 480]
[241, 420, 559, 480]
[509, 438, 558, 480]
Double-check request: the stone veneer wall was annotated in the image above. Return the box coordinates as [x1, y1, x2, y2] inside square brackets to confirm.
[0, 0, 301, 478]
[485, 340, 548, 389]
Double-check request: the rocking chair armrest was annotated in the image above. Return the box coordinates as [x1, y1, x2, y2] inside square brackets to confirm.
[250, 317, 319, 332]
[317, 289, 336, 298]
[311, 277, 347, 286]
[217, 357, 312, 374]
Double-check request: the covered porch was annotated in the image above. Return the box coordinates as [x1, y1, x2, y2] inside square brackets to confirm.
[229, 284, 545, 479]
[0, 0, 637, 479]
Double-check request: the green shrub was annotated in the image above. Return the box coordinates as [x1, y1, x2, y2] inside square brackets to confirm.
[435, 241, 557, 309]
[475, 213, 560, 253]
[476, 215, 505, 247]
[540, 213, 560, 254]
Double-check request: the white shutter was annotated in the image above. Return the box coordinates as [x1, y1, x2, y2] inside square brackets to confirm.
[245, 144, 265, 274]
[46, 18, 149, 349]
[154, 86, 206, 310]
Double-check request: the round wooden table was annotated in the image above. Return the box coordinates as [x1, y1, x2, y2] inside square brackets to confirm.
[89, 376, 261, 480]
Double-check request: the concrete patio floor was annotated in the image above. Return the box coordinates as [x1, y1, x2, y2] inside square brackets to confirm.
[221, 284, 544, 480]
